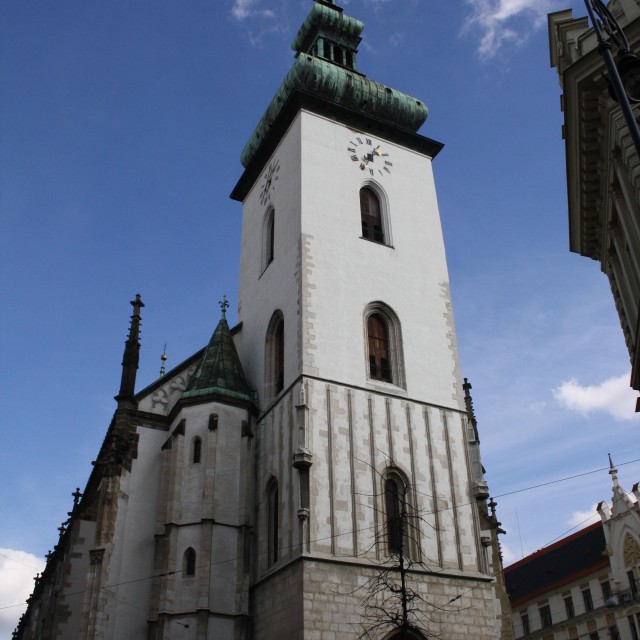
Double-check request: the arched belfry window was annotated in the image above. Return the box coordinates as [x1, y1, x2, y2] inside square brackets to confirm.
[262, 207, 275, 272]
[265, 311, 285, 400]
[360, 186, 384, 244]
[364, 303, 404, 387]
[266, 479, 279, 566]
[192, 437, 202, 464]
[183, 547, 196, 577]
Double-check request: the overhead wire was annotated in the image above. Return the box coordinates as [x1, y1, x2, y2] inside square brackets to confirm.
[2, 457, 639, 613]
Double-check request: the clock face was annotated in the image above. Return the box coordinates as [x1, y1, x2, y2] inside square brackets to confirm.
[347, 136, 393, 177]
[260, 158, 280, 206]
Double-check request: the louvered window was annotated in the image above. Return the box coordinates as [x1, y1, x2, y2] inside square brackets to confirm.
[368, 314, 392, 382]
[360, 187, 384, 243]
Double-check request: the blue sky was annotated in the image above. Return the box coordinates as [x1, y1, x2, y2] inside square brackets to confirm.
[2, 0, 639, 634]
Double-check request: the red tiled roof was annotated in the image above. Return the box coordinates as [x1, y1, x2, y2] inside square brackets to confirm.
[504, 522, 608, 607]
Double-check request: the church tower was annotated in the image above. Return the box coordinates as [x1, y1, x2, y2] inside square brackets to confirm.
[14, 2, 505, 639]
[230, 1, 502, 637]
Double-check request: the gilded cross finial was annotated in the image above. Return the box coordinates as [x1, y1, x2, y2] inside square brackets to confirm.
[219, 295, 229, 318]
[160, 343, 168, 377]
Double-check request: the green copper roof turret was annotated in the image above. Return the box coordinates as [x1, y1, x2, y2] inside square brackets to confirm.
[291, 2, 364, 55]
[183, 303, 257, 406]
[239, 0, 428, 168]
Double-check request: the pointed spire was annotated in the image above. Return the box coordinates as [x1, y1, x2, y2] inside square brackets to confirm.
[183, 297, 257, 406]
[463, 378, 477, 429]
[116, 294, 144, 405]
[608, 453, 620, 487]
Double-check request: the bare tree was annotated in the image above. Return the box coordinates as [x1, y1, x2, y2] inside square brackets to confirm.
[355, 462, 445, 640]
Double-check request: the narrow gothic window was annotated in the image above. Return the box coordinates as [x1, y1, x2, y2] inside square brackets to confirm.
[262, 207, 275, 272]
[385, 475, 403, 555]
[267, 211, 275, 265]
[629, 570, 638, 595]
[267, 480, 279, 566]
[368, 314, 392, 382]
[275, 319, 284, 394]
[265, 311, 285, 400]
[192, 437, 201, 464]
[360, 187, 384, 243]
[184, 548, 196, 576]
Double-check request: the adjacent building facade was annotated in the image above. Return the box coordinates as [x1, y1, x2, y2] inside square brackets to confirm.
[548, 0, 640, 398]
[505, 461, 640, 640]
[15, 1, 508, 638]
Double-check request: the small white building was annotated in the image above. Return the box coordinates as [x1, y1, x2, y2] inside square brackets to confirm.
[505, 460, 640, 640]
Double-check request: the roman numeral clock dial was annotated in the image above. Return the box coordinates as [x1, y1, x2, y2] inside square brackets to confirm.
[347, 136, 393, 177]
[259, 158, 280, 206]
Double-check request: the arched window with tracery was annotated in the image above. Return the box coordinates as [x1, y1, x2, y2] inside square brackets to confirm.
[265, 311, 285, 399]
[183, 547, 196, 577]
[266, 479, 279, 566]
[360, 186, 384, 243]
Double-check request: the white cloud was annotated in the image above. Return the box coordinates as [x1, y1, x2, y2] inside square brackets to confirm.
[568, 507, 600, 529]
[553, 373, 638, 421]
[462, 0, 558, 58]
[500, 541, 521, 565]
[0, 549, 45, 638]
[231, 0, 276, 21]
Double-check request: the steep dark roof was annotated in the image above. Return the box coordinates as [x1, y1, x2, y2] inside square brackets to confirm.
[504, 522, 608, 607]
[182, 316, 256, 407]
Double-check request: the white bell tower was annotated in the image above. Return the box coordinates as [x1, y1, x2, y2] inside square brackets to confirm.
[230, 1, 503, 637]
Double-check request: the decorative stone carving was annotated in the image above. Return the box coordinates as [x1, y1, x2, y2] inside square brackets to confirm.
[623, 533, 640, 567]
[151, 365, 197, 410]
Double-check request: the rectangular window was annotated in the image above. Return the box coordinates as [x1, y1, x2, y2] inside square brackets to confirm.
[629, 570, 638, 595]
[539, 604, 552, 628]
[609, 626, 621, 640]
[601, 580, 612, 600]
[583, 588, 594, 612]
[589, 633, 599, 640]
[630, 616, 639, 640]
[565, 595, 575, 619]
[521, 612, 530, 635]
